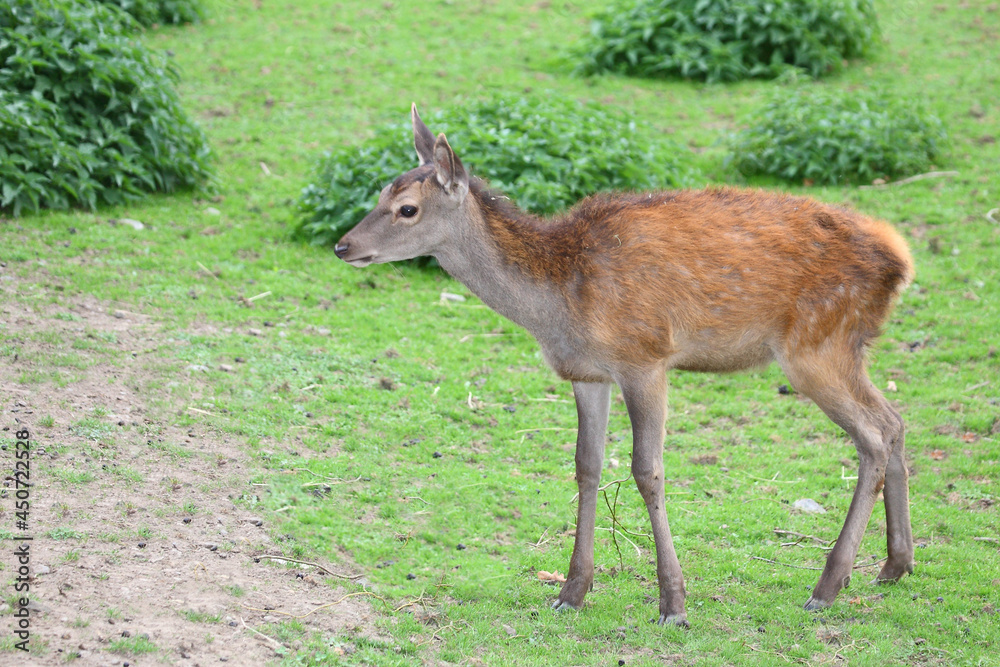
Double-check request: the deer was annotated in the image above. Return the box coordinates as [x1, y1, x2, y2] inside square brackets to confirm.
[334, 105, 916, 626]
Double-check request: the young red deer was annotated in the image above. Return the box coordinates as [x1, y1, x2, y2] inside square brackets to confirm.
[335, 105, 916, 626]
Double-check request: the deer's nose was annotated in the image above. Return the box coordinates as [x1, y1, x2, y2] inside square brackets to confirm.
[334, 242, 350, 258]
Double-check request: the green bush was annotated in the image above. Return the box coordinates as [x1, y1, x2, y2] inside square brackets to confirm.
[297, 95, 698, 249]
[729, 85, 946, 185]
[577, 0, 879, 83]
[98, 0, 203, 26]
[0, 0, 212, 215]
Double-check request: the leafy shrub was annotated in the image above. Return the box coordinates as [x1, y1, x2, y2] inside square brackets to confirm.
[98, 0, 203, 27]
[0, 0, 212, 215]
[577, 0, 879, 83]
[729, 85, 946, 185]
[297, 95, 699, 249]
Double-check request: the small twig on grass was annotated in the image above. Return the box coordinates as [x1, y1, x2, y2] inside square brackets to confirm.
[833, 640, 859, 663]
[246, 291, 272, 302]
[750, 555, 886, 571]
[750, 556, 822, 571]
[255, 554, 365, 580]
[240, 617, 284, 652]
[244, 591, 387, 619]
[774, 529, 835, 548]
[738, 471, 802, 484]
[858, 170, 959, 189]
[595, 526, 642, 559]
[852, 556, 887, 570]
[187, 407, 215, 416]
[196, 261, 219, 280]
[600, 477, 651, 568]
[413, 620, 462, 647]
[604, 483, 625, 570]
[289, 469, 365, 485]
[973, 536, 1000, 544]
[393, 593, 434, 613]
[529, 527, 550, 549]
[570, 474, 632, 504]
[458, 332, 513, 343]
[744, 642, 793, 663]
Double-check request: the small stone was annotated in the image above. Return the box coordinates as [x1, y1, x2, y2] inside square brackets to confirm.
[456, 543, 466, 551]
[406, 573, 416, 580]
[113, 310, 127, 319]
[792, 498, 826, 514]
[35, 564, 51, 575]
[248, 328, 263, 336]
[432, 451, 442, 459]
[219, 364, 234, 372]
[205, 207, 221, 216]
[440, 292, 466, 303]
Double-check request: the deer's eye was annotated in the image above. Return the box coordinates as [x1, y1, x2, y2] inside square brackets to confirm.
[399, 205, 418, 218]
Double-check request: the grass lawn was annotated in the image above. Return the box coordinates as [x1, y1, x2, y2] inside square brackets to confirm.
[2, 0, 998, 664]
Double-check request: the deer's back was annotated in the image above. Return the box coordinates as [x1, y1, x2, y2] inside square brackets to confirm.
[552, 187, 913, 372]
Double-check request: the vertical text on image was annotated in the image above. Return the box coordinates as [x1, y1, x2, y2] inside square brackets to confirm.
[12, 427, 33, 652]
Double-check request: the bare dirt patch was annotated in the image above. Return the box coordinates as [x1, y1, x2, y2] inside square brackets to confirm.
[2, 289, 379, 665]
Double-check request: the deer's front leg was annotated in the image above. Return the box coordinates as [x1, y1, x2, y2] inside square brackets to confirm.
[618, 365, 688, 627]
[553, 381, 611, 612]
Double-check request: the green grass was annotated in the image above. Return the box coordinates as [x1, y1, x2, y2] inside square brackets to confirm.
[107, 635, 159, 656]
[2, 0, 998, 665]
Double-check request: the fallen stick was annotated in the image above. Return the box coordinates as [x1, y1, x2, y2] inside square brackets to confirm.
[858, 170, 958, 190]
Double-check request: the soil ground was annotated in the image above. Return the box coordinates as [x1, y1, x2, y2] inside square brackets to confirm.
[1, 278, 379, 666]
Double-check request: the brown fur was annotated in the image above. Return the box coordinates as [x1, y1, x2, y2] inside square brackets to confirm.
[471, 180, 913, 376]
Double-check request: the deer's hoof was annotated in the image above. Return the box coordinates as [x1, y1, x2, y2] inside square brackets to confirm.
[875, 560, 915, 584]
[657, 613, 690, 628]
[804, 596, 833, 612]
[552, 599, 580, 613]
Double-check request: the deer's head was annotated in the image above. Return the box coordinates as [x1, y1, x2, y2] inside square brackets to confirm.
[334, 105, 469, 266]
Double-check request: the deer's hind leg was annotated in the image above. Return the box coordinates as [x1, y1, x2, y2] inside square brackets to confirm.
[778, 342, 912, 610]
[875, 424, 914, 584]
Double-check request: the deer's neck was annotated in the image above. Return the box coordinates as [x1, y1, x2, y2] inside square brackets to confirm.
[433, 181, 574, 335]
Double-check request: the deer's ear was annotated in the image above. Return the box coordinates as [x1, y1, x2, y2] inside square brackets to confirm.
[433, 133, 469, 201]
[412, 104, 436, 167]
